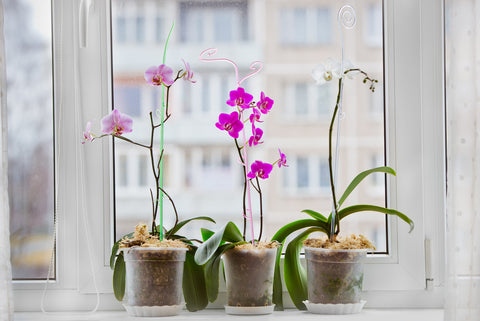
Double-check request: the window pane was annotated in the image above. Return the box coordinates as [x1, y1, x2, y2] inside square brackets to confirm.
[111, 0, 386, 252]
[5, 0, 54, 279]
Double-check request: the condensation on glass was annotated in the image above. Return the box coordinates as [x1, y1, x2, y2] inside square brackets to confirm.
[5, 0, 54, 279]
[111, 0, 387, 252]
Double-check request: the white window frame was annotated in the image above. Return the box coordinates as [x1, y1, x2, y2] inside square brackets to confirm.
[12, 0, 446, 311]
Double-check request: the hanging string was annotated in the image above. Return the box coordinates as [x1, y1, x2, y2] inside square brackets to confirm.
[330, 5, 357, 238]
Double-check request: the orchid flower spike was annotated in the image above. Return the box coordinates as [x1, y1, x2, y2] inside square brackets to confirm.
[181, 59, 196, 83]
[215, 111, 244, 139]
[226, 87, 253, 110]
[277, 149, 288, 168]
[248, 127, 264, 147]
[101, 109, 133, 136]
[247, 160, 273, 180]
[145, 64, 175, 86]
[82, 121, 93, 144]
[312, 58, 342, 85]
[256, 92, 274, 114]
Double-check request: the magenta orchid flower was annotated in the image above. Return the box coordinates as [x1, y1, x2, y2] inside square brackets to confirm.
[248, 127, 264, 147]
[215, 111, 244, 139]
[82, 121, 93, 144]
[256, 92, 274, 114]
[101, 109, 133, 136]
[247, 160, 273, 180]
[249, 108, 263, 124]
[226, 87, 253, 109]
[144, 64, 175, 86]
[278, 148, 288, 168]
[182, 59, 196, 83]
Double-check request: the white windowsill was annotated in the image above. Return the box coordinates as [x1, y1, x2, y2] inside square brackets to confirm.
[14, 308, 444, 321]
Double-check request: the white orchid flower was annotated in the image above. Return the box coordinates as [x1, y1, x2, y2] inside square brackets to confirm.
[342, 59, 359, 79]
[312, 58, 360, 85]
[312, 58, 342, 85]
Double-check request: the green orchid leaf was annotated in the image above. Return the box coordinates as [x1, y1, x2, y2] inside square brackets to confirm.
[194, 222, 243, 265]
[201, 228, 215, 242]
[301, 209, 328, 223]
[113, 251, 125, 301]
[338, 166, 396, 207]
[271, 219, 329, 243]
[183, 248, 208, 312]
[338, 204, 414, 232]
[110, 232, 134, 270]
[204, 243, 236, 302]
[166, 216, 216, 239]
[110, 241, 120, 270]
[271, 219, 329, 310]
[284, 228, 322, 310]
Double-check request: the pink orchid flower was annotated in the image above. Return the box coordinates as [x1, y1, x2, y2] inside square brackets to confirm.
[182, 59, 196, 83]
[226, 87, 253, 109]
[278, 149, 288, 168]
[101, 109, 133, 136]
[256, 92, 274, 114]
[247, 160, 273, 180]
[144, 64, 175, 86]
[215, 111, 244, 139]
[82, 121, 93, 144]
[248, 127, 264, 147]
[249, 108, 263, 124]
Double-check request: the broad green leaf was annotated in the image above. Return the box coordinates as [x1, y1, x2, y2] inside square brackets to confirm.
[270, 219, 329, 310]
[284, 228, 322, 310]
[201, 228, 215, 242]
[110, 241, 120, 270]
[194, 222, 243, 265]
[271, 219, 329, 242]
[113, 251, 125, 301]
[338, 166, 396, 207]
[301, 209, 328, 223]
[204, 243, 236, 302]
[109, 232, 133, 270]
[166, 216, 216, 239]
[183, 248, 208, 311]
[338, 204, 414, 232]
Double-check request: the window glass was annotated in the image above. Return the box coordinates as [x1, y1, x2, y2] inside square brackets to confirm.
[111, 0, 386, 252]
[296, 157, 309, 189]
[135, 17, 145, 43]
[5, 0, 54, 279]
[114, 86, 142, 117]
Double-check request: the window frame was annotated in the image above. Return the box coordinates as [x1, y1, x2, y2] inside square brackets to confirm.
[12, 0, 446, 311]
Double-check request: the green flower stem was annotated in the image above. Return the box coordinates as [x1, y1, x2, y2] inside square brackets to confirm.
[255, 177, 263, 241]
[234, 138, 247, 241]
[328, 78, 343, 241]
[148, 112, 161, 236]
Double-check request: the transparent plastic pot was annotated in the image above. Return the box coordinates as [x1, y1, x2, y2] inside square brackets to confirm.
[304, 247, 367, 304]
[222, 247, 277, 309]
[123, 247, 187, 308]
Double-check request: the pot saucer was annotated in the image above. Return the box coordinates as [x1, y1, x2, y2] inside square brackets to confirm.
[303, 300, 366, 314]
[123, 303, 184, 317]
[225, 304, 275, 315]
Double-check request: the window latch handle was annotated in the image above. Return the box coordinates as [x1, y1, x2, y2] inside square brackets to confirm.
[79, 0, 93, 48]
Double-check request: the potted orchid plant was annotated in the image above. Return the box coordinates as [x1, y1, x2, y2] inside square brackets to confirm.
[83, 30, 214, 316]
[270, 58, 414, 314]
[193, 49, 287, 315]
